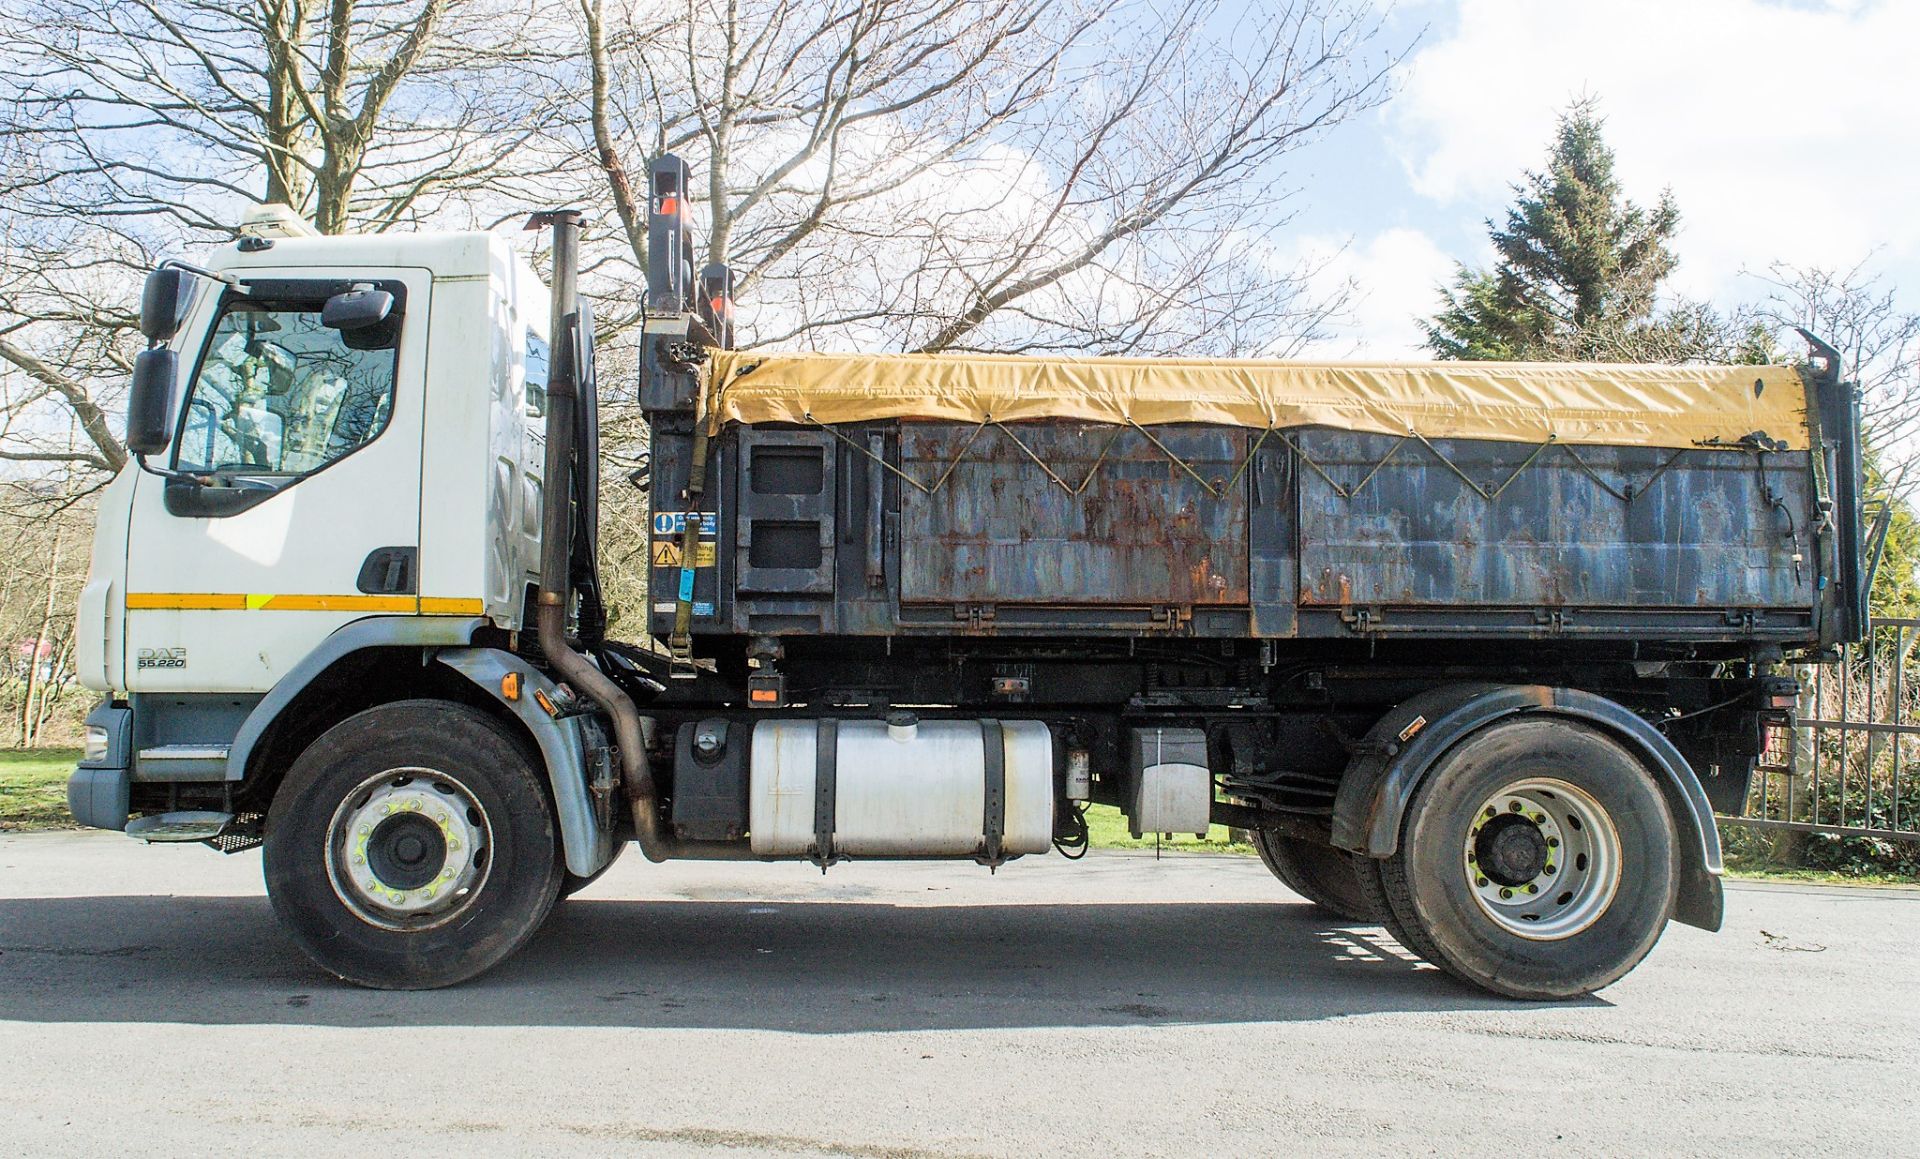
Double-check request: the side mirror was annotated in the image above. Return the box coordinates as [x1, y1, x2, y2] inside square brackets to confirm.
[574, 302, 596, 401]
[139, 268, 194, 342]
[698, 263, 734, 349]
[125, 348, 178, 456]
[322, 285, 393, 331]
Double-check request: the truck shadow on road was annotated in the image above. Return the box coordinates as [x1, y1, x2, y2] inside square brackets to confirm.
[0, 894, 1600, 1029]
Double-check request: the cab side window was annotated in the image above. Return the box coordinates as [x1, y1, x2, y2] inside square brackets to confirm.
[175, 300, 399, 476]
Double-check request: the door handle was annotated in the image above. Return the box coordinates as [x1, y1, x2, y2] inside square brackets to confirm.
[356, 546, 418, 595]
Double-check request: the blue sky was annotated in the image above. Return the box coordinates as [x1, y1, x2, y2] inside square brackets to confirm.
[1284, 0, 1920, 355]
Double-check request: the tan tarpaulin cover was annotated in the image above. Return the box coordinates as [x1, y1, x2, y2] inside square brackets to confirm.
[703, 351, 1810, 451]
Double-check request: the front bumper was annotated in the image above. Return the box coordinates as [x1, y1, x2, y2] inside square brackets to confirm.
[67, 700, 132, 831]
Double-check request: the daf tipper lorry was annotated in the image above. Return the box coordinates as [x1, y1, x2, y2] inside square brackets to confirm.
[68, 155, 1868, 998]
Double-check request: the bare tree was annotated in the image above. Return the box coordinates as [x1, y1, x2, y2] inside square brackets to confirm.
[0, 0, 575, 485]
[10, 0, 570, 234]
[0, 471, 92, 745]
[1755, 259, 1920, 480]
[581, 0, 1394, 357]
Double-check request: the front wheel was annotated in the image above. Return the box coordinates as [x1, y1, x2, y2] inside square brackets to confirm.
[1378, 718, 1677, 1000]
[264, 700, 564, 989]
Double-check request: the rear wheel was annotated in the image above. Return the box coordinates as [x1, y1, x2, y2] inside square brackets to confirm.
[1252, 830, 1375, 922]
[263, 700, 564, 989]
[1378, 718, 1676, 1000]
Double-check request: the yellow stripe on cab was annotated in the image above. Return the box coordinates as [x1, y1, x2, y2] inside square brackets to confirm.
[126, 594, 486, 615]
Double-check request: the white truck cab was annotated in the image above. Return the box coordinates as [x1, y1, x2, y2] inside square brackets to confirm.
[81, 225, 550, 701]
[70, 212, 647, 989]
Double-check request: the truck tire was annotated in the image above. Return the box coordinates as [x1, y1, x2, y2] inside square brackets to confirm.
[1353, 856, 1421, 950]
[1378, 718, 1676, 1000]
[1251, 830, 1376, 922]
[263, 700, 564, 989]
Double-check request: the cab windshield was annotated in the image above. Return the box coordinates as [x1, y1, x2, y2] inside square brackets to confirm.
[174, 300, 398, 476]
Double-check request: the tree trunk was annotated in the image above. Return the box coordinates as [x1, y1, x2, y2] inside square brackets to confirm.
[18, 522, 61, 747]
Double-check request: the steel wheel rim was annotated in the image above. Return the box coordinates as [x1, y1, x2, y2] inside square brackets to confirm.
[1462, 776, 1621, 941]
[324, 767, 492, 931]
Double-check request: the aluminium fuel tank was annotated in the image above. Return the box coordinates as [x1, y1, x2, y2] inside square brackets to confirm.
[749, 718, 1054, 858]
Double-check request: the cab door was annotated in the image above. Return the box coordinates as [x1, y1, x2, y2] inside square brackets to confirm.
[122, 268, 429, 693]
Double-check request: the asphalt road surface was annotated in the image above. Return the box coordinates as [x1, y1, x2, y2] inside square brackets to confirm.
[1, 830, 1915, 1157]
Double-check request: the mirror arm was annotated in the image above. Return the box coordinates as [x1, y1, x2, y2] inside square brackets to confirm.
[132, 452, 210, 486]
[133, 454, 276, 493]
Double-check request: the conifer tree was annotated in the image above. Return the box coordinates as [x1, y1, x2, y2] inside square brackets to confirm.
[1426, 99, 1687, 361]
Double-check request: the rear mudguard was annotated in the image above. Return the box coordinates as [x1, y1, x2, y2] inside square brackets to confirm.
[1331, 683, 1724, 932]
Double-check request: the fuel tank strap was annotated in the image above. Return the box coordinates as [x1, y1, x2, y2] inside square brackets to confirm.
[980, 718, 1005, 867]
[812, 718, 839, 870]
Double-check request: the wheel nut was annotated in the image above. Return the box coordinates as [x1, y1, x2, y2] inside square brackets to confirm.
[1545, 865, 1558, 875]
[1485, 806, 1497, 817]
[1476, 876, 1489, 887]
[1509, 802, 1524, 812]
[1546, 836, 1559, 848]
[1527, 884, 1539, 894]
[1499, 887, 1513, 899]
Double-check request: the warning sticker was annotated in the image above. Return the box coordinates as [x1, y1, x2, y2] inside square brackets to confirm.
[651, 511, 718, 537]
[651, 540, 716, 567]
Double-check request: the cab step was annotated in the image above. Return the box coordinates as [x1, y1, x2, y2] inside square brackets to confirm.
[125, 811, 234, 843]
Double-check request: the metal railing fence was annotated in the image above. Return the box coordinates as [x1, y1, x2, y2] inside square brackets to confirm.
[1732, 617, 1920, 845]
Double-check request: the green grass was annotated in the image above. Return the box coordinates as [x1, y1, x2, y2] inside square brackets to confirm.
[0, 748, 80, 831]
[1079, 802, 1918, 885]
[1081, 802, 1254, 855]
[1724, 867, 1917, 887]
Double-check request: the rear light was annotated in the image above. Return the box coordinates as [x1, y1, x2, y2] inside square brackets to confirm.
[747, 673, 785, 707]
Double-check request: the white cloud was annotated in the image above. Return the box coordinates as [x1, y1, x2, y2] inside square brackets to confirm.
[1390, 0, 1920, 298]
[1295, 227, 1460, 357]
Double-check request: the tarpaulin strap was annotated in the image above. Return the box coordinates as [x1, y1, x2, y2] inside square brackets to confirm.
[811, 415, 1276, 501]
[992, 422, 1089, 493]
[1558, 443, 1691, 503]
[1279, 430, 1411, 500]
[1412, 432, 1557, 502]
[979, 420, 1273, 500]
[1123, 421, 1271, 500]
[671, 364, 712, 672]
[1285, 430, 1778, 508]
[805, 414, 989, 495]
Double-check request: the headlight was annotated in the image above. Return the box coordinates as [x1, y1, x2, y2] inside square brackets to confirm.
[83, 724, 110, 763]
